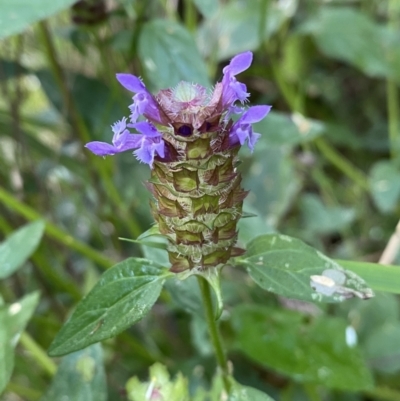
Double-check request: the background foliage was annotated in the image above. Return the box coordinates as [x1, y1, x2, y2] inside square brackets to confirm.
[1, 0, 400, 400]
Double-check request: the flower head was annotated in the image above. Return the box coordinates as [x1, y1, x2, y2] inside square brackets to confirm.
[85, 51, 271, 272]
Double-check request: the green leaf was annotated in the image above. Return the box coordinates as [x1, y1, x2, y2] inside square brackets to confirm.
[193, 0, 219, 18]
[254, 112, 324, 147]
[338, 260, 400, 295]
[231, 304, 374, 391]
[0, 0, 78, 39]
[138, 19, 210, 91]
[300, 8, 400, 81]
[238, 234, 374, 303]
[244, 146, 300, 228]
[48, 258, 171, 356]
[363, 322, 400, 374]
[0, 291, 40, 393]
[0, 310, 14, 393]
[0, 220, 45, 279]
[5, 291, 40, 339]
[300, 194, 355, 235]
[40, 344, 107, 401]
[229, 383, 275, 401]
[369, 161, 400, 213]
[0, 59, 29, 81]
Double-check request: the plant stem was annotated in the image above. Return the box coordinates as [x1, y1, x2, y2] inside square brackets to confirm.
[37, 21, 142, 239]
[0, 186, 114, 269]
[184, 0, 197, 33]
[197, 276, 231, 394]
[387, 0, 400, 160]
[266, 42, 370, 191]
[20, 332, 57, 376]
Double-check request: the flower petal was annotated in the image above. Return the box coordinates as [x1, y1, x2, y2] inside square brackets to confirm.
[239, 105, 272, 124]
[116, 74, 146, 93]
[222, 51, 253, 76]
[85, 141, 119, 156]
[133, 121, 162, 138]
[229, 105, 272, 151]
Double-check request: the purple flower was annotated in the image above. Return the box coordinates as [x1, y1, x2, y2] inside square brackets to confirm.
[116, 74, 169, 125]
[229, 105, 272, 151]
[85, 119, 165, 166]
[85, 117, 140, 156]
[221, 51, 252, 109]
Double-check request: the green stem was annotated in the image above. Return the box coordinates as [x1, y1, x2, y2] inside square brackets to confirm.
[197, 276, 231, 394]
[37, 21, 142, 239]
[267, 41, 370, 191]
[6, 382, 42, 400]
[183, 0, 196, 33]
[387, 0, 400, 161]
[0, 186, 114, 269]
[314, 138, 370, 191]
[19, 331, 57, 376]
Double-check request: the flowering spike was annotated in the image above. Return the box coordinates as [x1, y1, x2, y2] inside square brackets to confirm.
[86, 51, 271, 272]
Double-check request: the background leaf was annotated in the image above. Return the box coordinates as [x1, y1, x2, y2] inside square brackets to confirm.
[0, 0, 78, 39]
[40, 344, 107, 401]
[0, 291, 40, 393]
[231, 304, 373, 391]
[48, 258, 170, 356]
[229, 381, 275, 401]
[138, 19, 210, 90]
[0, 220, 45, 279]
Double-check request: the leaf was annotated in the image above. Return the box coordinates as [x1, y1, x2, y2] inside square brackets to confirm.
[300, 7, 400, 81]
[48, 258, 171, 356]
[231, 304, 374, 391]
[197, 0, 297, 60]
[193, 0, 219, 18]
[40, 344, 107, 401]
[0, 59, 29, 81]
[0, 310, 14, 393]
[339, 260, 400, 295]
[238, 234, 374, 303]
[138, 19, 210, 91]
[363, 322, 400, 374]
[5, 291, 40, 341]
[0, 0, 78, 39]
[0, 291, 40, 393]
[369, 161, 400, 213]
[253, 112, 324, 147]
[300, 194, 355, 235]
[0, 220, 45, 279]
[229, 381, 275, 401]
[244, 146, 300, 228]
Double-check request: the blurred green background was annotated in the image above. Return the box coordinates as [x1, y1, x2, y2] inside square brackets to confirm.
[1, 0, 400, 400]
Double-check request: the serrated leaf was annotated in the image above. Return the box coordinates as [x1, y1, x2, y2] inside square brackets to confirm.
[48, 258, 171, 356]
[231, 304, 373, 391]
[0, 220, 45, 279]
[138, 19, 210, 91]
[238, 234, 373, 303]
[0, 0, 78, 39]
[369, 161, 400, 213]
[40, 344, 107, 401]
[229, 381, 275, 401]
